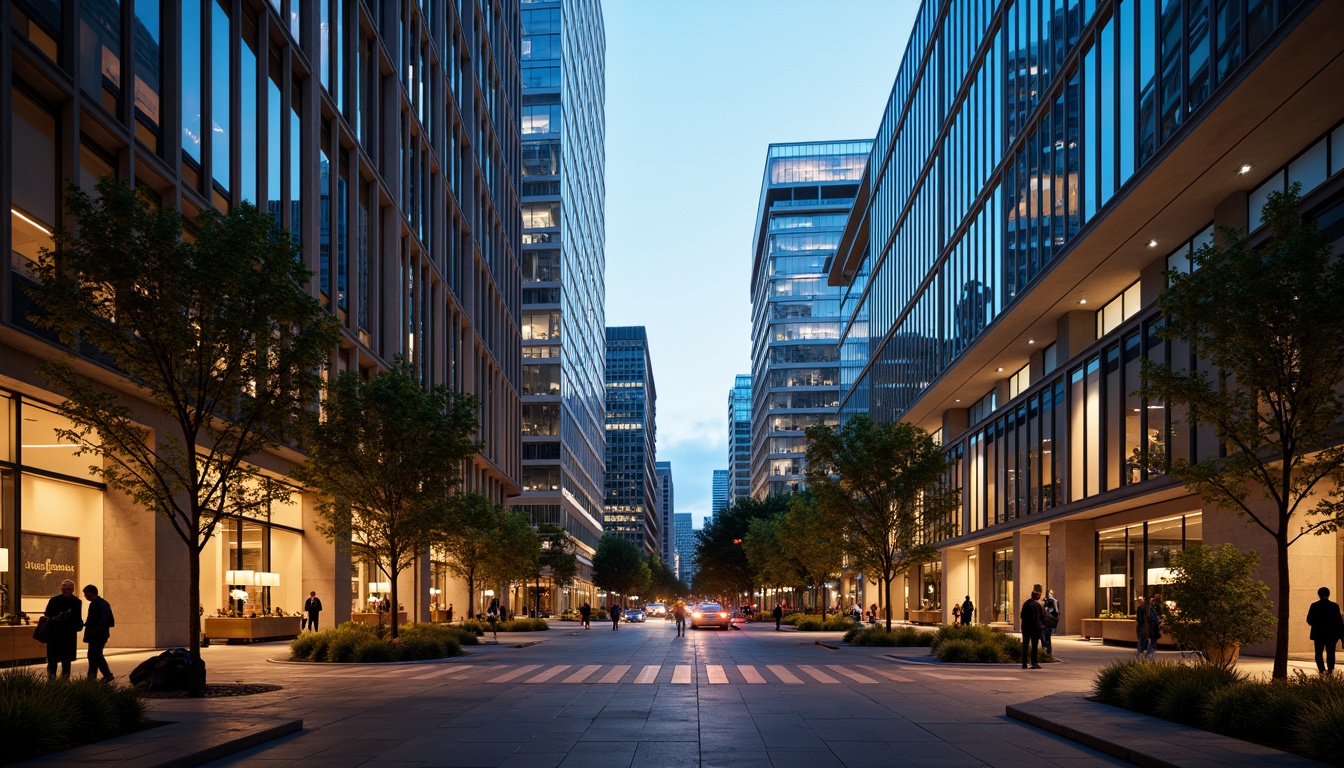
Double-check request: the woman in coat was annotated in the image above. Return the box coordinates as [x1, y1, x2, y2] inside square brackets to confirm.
[44, 579, 84, 679]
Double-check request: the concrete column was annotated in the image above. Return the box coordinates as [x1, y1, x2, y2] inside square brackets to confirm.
[1214, 190, 1249, 237]
[102, 477, 188, 648]
[976, 541, 996, 624]
[1015, 531, 1049, 630]
[301, 492, 347, 626]
[1056, 310, 1095, 360]
[1049, 518, 1096, 635]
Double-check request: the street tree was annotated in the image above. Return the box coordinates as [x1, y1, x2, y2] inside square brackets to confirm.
[1164, 544, 1274, 668]
[743, 517, 793, 594]
[440, 493, 505, 618]
[484, 510, 540, 616]
[294, 361, 480, 639]
[776, 494, 845, 613]
[806, 416, 955, 630]
[28, 179, 340, 695]
[592, 535, 649, 605]
[693, 495, 790, 604]
[1140, 186, 1344, 679]
[644, 555, 686, 602]
[531, 523, 578, 617]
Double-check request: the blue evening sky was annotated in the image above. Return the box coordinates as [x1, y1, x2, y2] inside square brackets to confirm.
[603, 1, 919, 529]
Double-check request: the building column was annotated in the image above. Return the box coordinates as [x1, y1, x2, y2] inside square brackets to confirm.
[301, 492, 347, 626]
[102, 478, 189, 648]
[1015, 531, 1048, 630]
[1048, 518, 1096, 635]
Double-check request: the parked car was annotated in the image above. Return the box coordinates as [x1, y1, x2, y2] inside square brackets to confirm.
[623, 608, 646, 623]
[645, 602, 668, 619]
[690, 602, 732, 630]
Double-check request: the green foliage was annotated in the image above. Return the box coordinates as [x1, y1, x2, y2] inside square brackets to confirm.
[26, 179, 341, 693]
[1164, 544, 1273, 665]
[0, 668, 148, 762]
[843, 626, 934, 646]
[439, 493, 510, 624]
[644, 555, 687, 602]
[805, 416, 957, 629]
[1093, 662, 1344, 762]
[693, 495, 792, 599]
[793, 616, 856, 632]
[929, 624, 1047, 664]
[459, 618, 549, 633]
[1142, 186, 1344, 679]
[288, 622, 467, 662]
[592, 535, 650, 600]
[534, 523, 580, 609]
[294, 362, 480, 639]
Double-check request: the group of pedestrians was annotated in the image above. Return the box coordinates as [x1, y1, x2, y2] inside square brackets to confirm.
[1018, 588, 1059, 669]
[37, 579, 114, 681]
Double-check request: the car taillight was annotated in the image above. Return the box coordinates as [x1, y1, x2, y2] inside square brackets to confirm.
[718, 612, 728, 619]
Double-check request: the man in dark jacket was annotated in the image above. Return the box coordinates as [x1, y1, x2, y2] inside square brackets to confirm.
[961, 596, 975, 625]
[579, 601, 591, 630]
[82, 584, 115, 681]
[610, 603, 621, 631]
[1020, 590, 1045, 670]
[304, 592, 323, 632]
[44, 579, 84, 679]
[1306, 586, 1344, 674]
[772, 603, 784, 631]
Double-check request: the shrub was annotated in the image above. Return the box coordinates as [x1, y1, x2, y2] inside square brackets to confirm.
[782, 612, 809, 626]
[1153, 664, 1243, 727]
[792, 616, 855, 632]
[1205, 680, 1304, 747]
[843, 626, 933, 647]
[1093, 660, 1136, 702]
[0, 668, 146, 762]
[1164, 544, 1273, 667]
[1294, 675, 1344, 764]
[290, 622, 467, 662]
[934, 639, 977, 663]
[929, 624, 1052, 664]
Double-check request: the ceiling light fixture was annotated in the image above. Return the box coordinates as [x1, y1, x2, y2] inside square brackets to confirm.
[1078, 298, 1088, 305]
[1237, 164, 1253, 175]
[996, 367, 1004, 372]
[1027, 338, 1035, 345]
[1147, 239, 1159, 248]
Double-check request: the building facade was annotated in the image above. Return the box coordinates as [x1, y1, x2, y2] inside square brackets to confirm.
[674, 512, 697, 586]
[728, 374, 752, 504]
[711, 469, 729, 515]
[508, 0, 606, 615]
[2, 0, 522, 648]
[603, 326, 658, 555]
[750, 141, 872, 499]
[831, 0, 1344, 653]
[656, 461, 674, 565]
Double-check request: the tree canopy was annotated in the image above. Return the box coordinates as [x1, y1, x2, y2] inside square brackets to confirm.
[592, 535, 649, 604]
[692, 495, 791, 602]
[806, 415, 955, 629]
[293, 361, 480, 638]
[28, 179, 340, 694]
[1140, 185, 1344, 678]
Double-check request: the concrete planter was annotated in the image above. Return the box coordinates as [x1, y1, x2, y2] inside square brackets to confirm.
[204, 616, 302, 643]
[1080, 617, 1174, 647]
[0, 623, 46, 663]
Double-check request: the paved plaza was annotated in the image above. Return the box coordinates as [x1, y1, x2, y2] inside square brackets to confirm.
[17, 619, 1331, 767]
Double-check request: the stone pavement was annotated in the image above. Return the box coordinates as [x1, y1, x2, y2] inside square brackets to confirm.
[12, 622, 1328, 767]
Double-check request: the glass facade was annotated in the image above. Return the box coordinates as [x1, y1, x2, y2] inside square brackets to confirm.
[711, 470, 729, 515]
[674, 512, 697, 585]
[750, 141, 871, 499]
[604, 327, 658, 555]
[656, 462, 674, 565]
[4, 0, 524, 641]
[511, 0, 607, 600]
[728, 374, 752, 504]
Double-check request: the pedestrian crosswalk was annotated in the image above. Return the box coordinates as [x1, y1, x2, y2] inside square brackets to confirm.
[372, 661, 922, 686]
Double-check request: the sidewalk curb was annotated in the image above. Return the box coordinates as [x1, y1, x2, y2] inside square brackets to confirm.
[1006, 692, 1323, 767]
[21, 716, 303, 767]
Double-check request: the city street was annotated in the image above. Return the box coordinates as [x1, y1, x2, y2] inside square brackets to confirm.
[70, 621, 1152, 768]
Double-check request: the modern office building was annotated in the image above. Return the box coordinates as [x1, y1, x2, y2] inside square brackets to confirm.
[711, 470, 730, 514]
[603, 326, 658, 555]
[750, 141, 872, 499]
[1, 0, 522, 649]
[508, 0, 606, 615]
[656, 462, 674, 565]
[674, 512, 697, 586]
[831, 0, 1344, 654]
[728, 374, 752, 504]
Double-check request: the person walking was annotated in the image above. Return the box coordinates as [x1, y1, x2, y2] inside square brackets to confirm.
[1306, 586, 1343, 674]
[81, 584, 115, 681]
[446, 603, 454, 623]
[1145, 594, 1163, 661]
[960, 596, 975, 625]
[772, 603, 784, 631]
[1135, 597, 1152, 659]
[1040, 589, 1059, 656]
[952, 603, 962, 623]
[304, 591, 323, 632]
[43, 579, 83, 679]
[579, 601, 591, 630]
[1020, 590, 1045, 669]
[610, 602, 621, 631]
[673, 601, 687, 637]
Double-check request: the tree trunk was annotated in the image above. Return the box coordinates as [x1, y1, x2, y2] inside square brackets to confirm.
[187, 543, 205, 697]
[884, 572, 893, 631]
[1274, 532, 1290, 680]
[389, 568, 400, 639]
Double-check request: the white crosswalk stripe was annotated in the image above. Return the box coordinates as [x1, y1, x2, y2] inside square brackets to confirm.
[563, 664, 603, 683]
[672, 665, 692, 684]
[410, 665, 471, 681]
[597, 664, 631, 683]
[706, 665, 728, 684]
[526, 665, 571, 683]
[767, 665, 804, 684]
[633, 664, 661, 683]
[856, 665, 914, 683]
[737, 665, 766, 684]
[827, 665, 877, 683]
[492, 664, 542, 683]
[798, 665, 840, 683]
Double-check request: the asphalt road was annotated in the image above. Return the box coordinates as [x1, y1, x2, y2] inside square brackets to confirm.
[83, 618, 1133, 768]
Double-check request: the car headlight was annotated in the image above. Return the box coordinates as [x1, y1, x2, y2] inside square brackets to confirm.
[692, 612, 702, 619]
[718, 612, 728, 619]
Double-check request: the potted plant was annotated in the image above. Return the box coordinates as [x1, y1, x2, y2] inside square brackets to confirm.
[1164, 544, 1274, 668]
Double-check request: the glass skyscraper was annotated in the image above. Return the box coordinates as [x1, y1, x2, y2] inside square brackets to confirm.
[711, 470, 730, 515]
[674, 512, 697, 586]
[831, 0, 1344, 648]
[3, 0, 522, 641]
[728, 374, 752, 504]
[656, 462, 674, 565]
[749, 141, 872, 499]
[603, 326, 658, 555]
[510, 0, 606, 611]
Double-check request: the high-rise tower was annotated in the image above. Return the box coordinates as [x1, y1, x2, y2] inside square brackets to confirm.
[603, 327, 658, 555]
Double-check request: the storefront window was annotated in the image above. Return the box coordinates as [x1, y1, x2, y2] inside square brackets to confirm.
[20, 474, 103, 615]
[21, 402, 100, 480]
[920, 562, 941, 610]
[1095, 512, 1202, 616]
[992, 548, 1013, 622]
